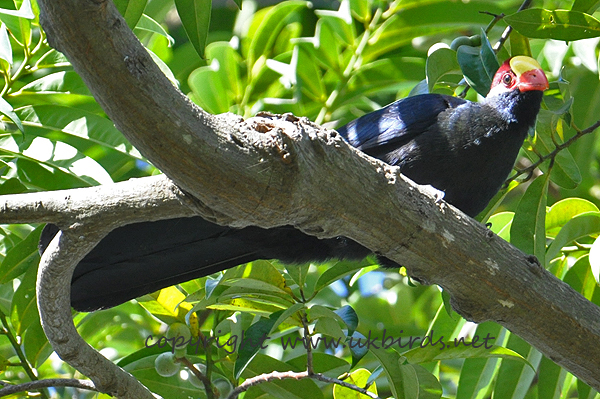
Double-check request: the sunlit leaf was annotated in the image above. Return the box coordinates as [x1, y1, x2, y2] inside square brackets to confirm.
[505, 9, 600, 41]
[135, 14, 175, 46]
[426, 46, 461, 92]
[113, 0, 146, 29]
[546, 212, 600, 263]
[175, 0, 211, 59]
[0, 0, 34, 19]
[510, 174, 550, 263]
[333, 369, 377, 399]
[0, 23, 12, 66]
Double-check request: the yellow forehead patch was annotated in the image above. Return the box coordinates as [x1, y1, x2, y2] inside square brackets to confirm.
[509, 56, 542, 77]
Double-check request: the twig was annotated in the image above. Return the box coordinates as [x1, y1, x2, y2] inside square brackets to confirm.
[0, 378, 97, 397]
[460, 0, 534, 98]
[492, 0, 533, 51]
[301, 312, 314, 375]
[225, 370, 382, 399]
[179, 357, 215, 399]
[507, 118, 600, 185]
[0, 312, 47, 399]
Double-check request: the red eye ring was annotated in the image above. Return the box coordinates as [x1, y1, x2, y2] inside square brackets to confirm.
[502, 73, 513, 86]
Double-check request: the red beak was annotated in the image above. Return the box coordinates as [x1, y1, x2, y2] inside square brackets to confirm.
[517, 68, 549, 92]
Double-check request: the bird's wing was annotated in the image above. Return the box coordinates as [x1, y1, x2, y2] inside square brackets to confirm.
[337, 94, 467, 151]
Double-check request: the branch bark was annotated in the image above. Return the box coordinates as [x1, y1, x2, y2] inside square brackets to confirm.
[11, 0, 598, 394]
[32, 176, 196, 398]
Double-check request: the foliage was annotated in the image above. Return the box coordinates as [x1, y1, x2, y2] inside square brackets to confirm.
[0, 0, 598, 398]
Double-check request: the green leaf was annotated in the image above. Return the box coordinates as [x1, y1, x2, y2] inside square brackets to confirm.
[0, 24, 11, 66]
[456, 324, 507, 399]
[405, 343, 530, 368]
[0, 225, 41, 284]
[369, 347, 413, 399]
[242, 354, 324, 399]
[135, 14, 175, 46]
[364, 1, 511, 62]
[456, 30, 499, 96]
[334, 305, 359, 334]
[488, 212, 514, 241]
[509, 30, 532, 57]
[247, 1, 307, 68]
[591, 237, 600, 284]
[493, 333, 542, 399]
[510, 174, 549, 263]
[286, 352, 350, 375]
[138, 285, 194, 325]
[426, 46, 461, 92]
[234, 310, 287, 379]
[15, 71, 92, 102]
[315, 13, 355, 47]
[572, 0, 600, 13]
[23, 317, 52, 367]
[546, 212, 600, 264]
[505, 9, 600, 41]
[411, 364, 443, 399]
[564, 255, 596, 299]
[532, 111, 582, 189]
[314, 258, 372, 292]
[349, 0, 370, 23]
[348, 331, 368, 366]
[16, 104, 145, 176]
[333, 369, 378, 399]
[285, 261, 310, 289]
[0, 0, 34, 19]
[314, 317, 345, 342]
[538, 355, 568, 399]
[0, 134, 112, 190]
[296, 46, 326, 102]
[10, 253, 39, 335]
[113, 0, 146, 29]
[546, 197, 599, 236]
[0, 97, 23, 132]
[370, 348, 443, 399]
[175, 0, 211, 59]
[0, 0, 33, 48]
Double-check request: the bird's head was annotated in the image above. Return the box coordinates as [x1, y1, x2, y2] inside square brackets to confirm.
[488, 56, 549, 97]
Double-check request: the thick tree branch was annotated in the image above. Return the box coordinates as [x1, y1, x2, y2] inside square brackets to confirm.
[0, 175, 198, 398]
[22, 0, 600, 393]
[0, 174, 196, 227]
[38, 229, 155, 398]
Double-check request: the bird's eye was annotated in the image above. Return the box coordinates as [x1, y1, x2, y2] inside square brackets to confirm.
[502, 74, 513, 85]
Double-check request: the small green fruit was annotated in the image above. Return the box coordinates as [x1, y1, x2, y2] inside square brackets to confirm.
[450, 36, 471, 51]
[155, 352, 180, 377]
[166, 322, 192, 354]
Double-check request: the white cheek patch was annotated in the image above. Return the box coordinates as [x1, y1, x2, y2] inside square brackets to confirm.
[487, 84, 512, 98]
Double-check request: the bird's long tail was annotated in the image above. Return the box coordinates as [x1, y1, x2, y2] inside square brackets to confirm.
[39, 217, 371, 312]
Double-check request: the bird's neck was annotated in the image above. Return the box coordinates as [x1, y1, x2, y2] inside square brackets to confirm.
[482, 90, 543, 129]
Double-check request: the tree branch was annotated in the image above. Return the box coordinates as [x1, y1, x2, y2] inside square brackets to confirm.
[21, 0, 600, 393]
[508, 118, 600, 184]
[14, 175, 196, 398]
[226, 370, 382, 399]
[0, 378, 98, 397]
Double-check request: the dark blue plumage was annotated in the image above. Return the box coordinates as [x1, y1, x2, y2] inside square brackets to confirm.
[39, 56, 549, 311]
[337, 89, 543, 217]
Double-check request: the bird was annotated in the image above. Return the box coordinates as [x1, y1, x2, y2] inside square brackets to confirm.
[38, 56, 549, 312]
